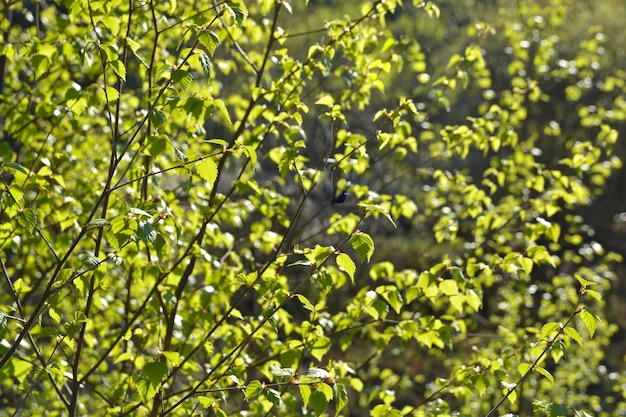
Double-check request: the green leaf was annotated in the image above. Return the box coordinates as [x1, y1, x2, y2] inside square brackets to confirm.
[299, 384, 312, 408]
[540, 322, 561, 339]
[535, 366, 554, 384]
[137, 221, 157, 243]
[245, 380, 263, 400]
[161, 351, 182, 367]
[295, 294, 315, 311]
[371, 404, 403, 417]
[85, 218, 110, 231]
[146, 135, 169, 157]
[580, 309, 597, 337]
[310, 390, 327, 416]
[137, 361, 167, 402]
[584, 289, 602, 303]
[309, 245, 333, 267]
[269, 364, 294, 378]
[315, 95, 334, 107]
[317, 382, 333, 401]
[308, 334, 331, 361]
[196, 158, 218, 187]
[149, 108, 167, 129]
[198, 52, 213, 78]
[242, 145, 257, 168]
[48, 307, 61, 324]
[3, 161, 28, 175]
[142, 361, 167, 385]
[264, 387, 283, 406]
[307, 367, 331, 379]
[213, 99, 232, 125]
[334, 383, 348, 416]
[336, 253, 356, 283]
[225, 4, 246, 25]
[108, 60, 126, 81]
[517, 362, 531, 376]
[575, 274, 594, 287]
[359, 203, 397, 228]
[32, 55, 49, 77]
[563, 327, 583, 346]
[0, 312, 6, 340]
[547, 403, 569, 417]
[17, 208, 38, 233]
[198, 30, 220, 55]
[350, 232, 375, 263]
[439, 279, 459, 296]
[172, 69, 192, 90]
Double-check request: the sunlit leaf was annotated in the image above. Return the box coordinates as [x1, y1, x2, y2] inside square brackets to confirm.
[196, 158, 218, 187]
[580, 309, 597, 337]
[350, 232, 374, 263]
[336, 252, 356, 283]
[245, 380, 263, 400]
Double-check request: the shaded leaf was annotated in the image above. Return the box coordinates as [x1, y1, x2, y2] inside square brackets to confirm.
[310, 390, 327, 416]
[149, 108, 167, 129]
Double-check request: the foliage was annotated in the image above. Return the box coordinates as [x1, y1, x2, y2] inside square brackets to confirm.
[0, 0, 624, 416]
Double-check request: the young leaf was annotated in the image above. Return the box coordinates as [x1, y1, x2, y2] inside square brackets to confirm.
[336, 253, 356, 283]
[149, 108, 167, 129]
[196, 158, 218, 187]
[359, 203, 397, 228]
[535, 366, 554, 384]
[269, 364, 294, 378]
[307, 367, 331, 379]
[517, 362, 531, 376]
[85, 218, 110, 231]
[245, 380, 263, 400]
[310, 390, 327, 416]
[3, 161, 28, 175]
[198, 52, 213, 78]
[580, 309, 597, 337]
[295, 294, 315, 311]
[108, 60, 126, 81]
[563, 327, 583, 346]
[299, 384, 311, 408]
[225, 4, 246, 25]
[161, 351, 182, 367]
[198, 30, 220, 55]
[213, 99, 232, 125]
[350, 232, 375, 263]
[17, 208, 38, 233]
[264, 388, 283, 406]
[333, 383, 348, 416]
[142, 361, 168, 385]
[584, 289, 602, 303]
[315, 95, 334, 107]
[172, 69, 193, 90]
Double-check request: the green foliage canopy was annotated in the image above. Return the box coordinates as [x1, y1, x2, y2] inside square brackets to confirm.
[0, 0, 624, 415]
